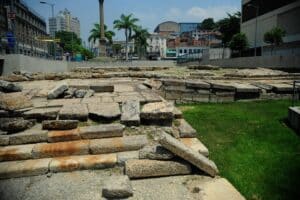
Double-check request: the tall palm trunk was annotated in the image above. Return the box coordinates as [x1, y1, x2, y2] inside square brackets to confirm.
[125, 28, 128, 61]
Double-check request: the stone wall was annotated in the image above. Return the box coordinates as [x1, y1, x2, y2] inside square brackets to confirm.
[200, 55, 300, 69]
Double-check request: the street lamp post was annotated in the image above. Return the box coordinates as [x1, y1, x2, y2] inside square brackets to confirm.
[99, 0, 106, 57]
[40, 1, 56, 59]
[247, 4, 259, 57]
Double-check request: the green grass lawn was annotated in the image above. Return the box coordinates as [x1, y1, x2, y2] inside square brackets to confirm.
[179, 100, 300, 200]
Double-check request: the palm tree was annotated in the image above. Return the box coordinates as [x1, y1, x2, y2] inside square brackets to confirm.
[88, 23, 115, 45]
[131, 26, 150, 59]
[113, 14, 139, 61]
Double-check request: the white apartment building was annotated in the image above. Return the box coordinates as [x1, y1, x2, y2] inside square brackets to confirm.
[146, 34, 167, 58]
[49, 9, 80, 38]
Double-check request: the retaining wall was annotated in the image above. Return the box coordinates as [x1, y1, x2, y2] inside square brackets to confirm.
[200, 55, 300, 69]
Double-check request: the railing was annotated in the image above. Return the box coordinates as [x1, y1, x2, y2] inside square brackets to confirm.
[176, 51, 203, 64]
[292, 80, 300, 106]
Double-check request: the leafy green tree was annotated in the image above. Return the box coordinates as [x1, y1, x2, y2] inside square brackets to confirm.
[112, 43, 122, 56]
[88, 23, 115, 45]
[217, 12, 241, 46]
[264, 27, 286, 55]
[113, 14, 139, 60]
[229, 33, 249, 57]
[200, 18, 215, 30]
[131, 26, 150, 59]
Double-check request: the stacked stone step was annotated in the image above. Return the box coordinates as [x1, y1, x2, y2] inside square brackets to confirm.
[0, 123, 149, 179]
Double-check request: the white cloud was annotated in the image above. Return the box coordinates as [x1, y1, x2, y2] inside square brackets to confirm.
[187, 6, 239, 21]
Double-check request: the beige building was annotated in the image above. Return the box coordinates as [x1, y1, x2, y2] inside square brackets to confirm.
[49, 9, 80, 38]
[241, 0, 300, 54]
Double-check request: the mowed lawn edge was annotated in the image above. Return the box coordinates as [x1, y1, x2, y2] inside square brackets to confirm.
[179, 100, 300, 200]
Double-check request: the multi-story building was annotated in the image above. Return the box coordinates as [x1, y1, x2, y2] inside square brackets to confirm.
[241, 0, 300, 55]
[49, 9, 80, 38]
[146, 34, 167, 58]
[191, 30, 222, 47]
[0, 0, 48, 56]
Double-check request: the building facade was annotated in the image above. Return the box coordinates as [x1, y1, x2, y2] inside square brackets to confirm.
[146, 34, 167, 58]
[154, 21, 180, 37]
[49, 9, 80, 38]
[241, 0, 300, 55]
[179, 23, 201, 33]
[0, 0, 48, 56]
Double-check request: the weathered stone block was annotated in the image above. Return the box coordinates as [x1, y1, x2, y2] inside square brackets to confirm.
[9, 129, 48, 145]
[47, 128, 81, 143]
[0, 144, 34, 161]
[141, 102, 174, 126]
[47, 83, 68, 99]
[32, 140, 90, 158]
[49, 154, 117, 172]
[0, 136, 9, 146]
[177, 119, 197, 138]
[139, 144, 174, 160]
[0, 158, 51, 179]
[42, 120, 78, 130]
[80, 124, 124, 139]
[0, 92, 33, 111]
[117, 151, 139, 166]
[90, 84, 114, 93]
[59, 104, 88, 121]
[23, 107, 61, 121]
[88, 103, 121, 122]
[186, 80, 210, 89]
[179, 138, 209, 157]
[90, 135, 148, 154]
[125, 159, 192, 178]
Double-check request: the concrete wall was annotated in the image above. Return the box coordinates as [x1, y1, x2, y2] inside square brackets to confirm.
[201, 55, 300, 69]
[0, 54, 68, 75]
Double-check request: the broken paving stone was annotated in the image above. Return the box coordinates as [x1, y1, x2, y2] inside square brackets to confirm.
[47, 82, 68, 99]
[74, 89, 87, 98]
[0, 118, 36, 134]
[158, 132, 218, 177]
[117, 151, 139, 166]
[90, 84, 114, 93]
[0, 92, 33, 111]
[141, 102, 174, 126]
[84, 89, 94, 98]
[177, 119, 197, 138]
[79, 124, 124, 139]
[9, 129, 48, 145]
[121, 100, 140, 126]
[139, 144, 174, 160]
[63, 88, 76, 99]
[23, 107, 61, 121]
[42, 120, 78, 130]
[102, 175, 133, 199]
[88, 103, 121, 122]
[125, 159, 192, 179]
[59, 104, 88, 121]
[0, 80, 23, 93]
[179, 138, 209, 157]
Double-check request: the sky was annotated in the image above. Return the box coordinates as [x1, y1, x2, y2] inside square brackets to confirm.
[24, 0, 241, 44]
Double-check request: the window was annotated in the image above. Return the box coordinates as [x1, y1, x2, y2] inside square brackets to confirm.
[179, 49, 182, 54]
[184, 49, 187, 54]
[189, 49, 192, 54]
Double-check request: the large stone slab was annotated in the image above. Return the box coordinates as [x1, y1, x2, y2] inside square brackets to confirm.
[179, 138, 209, 157]
[0, 118, 36, 133]
[9, 129, 48, 145]
[125, 159, 192, 178]
[231, 83, 260, 93]
[177, 119, 197, 138]
[87, 103, 121, 121]
[0, 80, 22, 93]
[0, 158, 51, 179]
[139, 144, 174, 160]
[161, 79, 186, 86]
[47, 83, 68, 99]
[288, 106, 300, 133]
[32, 140, 90, 158]
[0, 92, 33, 111]
[158, 132, 218, 177]
[90, 84, 114, 93]
[47, 128, 81, 143]
[186, 80, 211, 89]
[206, 81, 235, 91]
[102, 176, 133, 198]
[42, 120, 78, 130]
[141, 102, 174, 126]
[80, 124, 124, 139]
[59, 104, 88, 121]
[0, 144, 34, 161]
[23, 107, 61, 121]
[90, 135, 148, 154]
[141, 91, 162, 103]
[49, 154, 117, 172]
[121, 100, 140, 126]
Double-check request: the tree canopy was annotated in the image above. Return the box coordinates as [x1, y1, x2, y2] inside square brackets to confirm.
[200, 18, 215, 30]
[88, 23, 115, 44]
[229, 33, 249, 56]
[264, 27, 286, 46]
